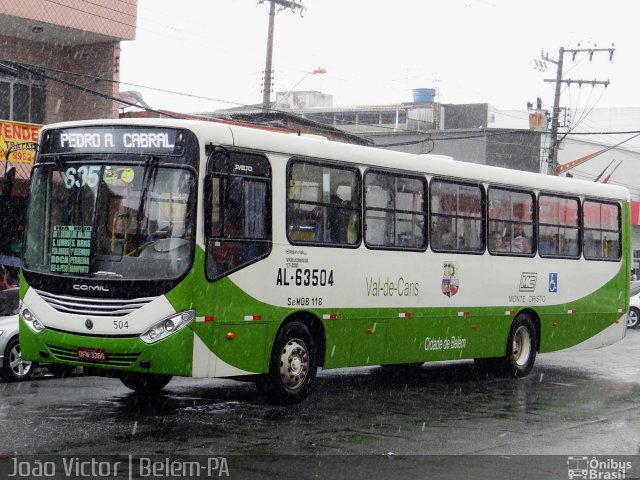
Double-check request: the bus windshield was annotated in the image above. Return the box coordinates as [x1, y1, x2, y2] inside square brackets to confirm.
[23, 161, 196, 281]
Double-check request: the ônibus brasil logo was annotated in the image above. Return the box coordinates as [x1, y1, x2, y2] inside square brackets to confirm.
[567, 456, 632, 479]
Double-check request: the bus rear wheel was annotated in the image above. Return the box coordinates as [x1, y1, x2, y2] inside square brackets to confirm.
[119, 373, 172, 394]
[505, 315, 537, 377]
[475, 314, 537, 378]
[256, 321, 318, 404]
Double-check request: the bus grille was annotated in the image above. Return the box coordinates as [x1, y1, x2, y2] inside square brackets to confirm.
[35, 289, 157, 317]
[47, 344, 140, 367]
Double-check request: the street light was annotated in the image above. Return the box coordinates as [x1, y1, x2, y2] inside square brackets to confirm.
[271, 67, 327, 110]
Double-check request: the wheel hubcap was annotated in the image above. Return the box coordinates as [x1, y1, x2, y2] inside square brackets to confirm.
[512, 326, 532, 367]
[628, 310, 639, 328]
[279, 338, 309, 390]
[9, 344, 32, 378]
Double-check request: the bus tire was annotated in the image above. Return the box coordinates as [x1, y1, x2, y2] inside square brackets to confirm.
[119, 373, 172, 394]
[474, 314, 537, 378]
[256, 321, 318, 404]
[503, 314, 537, 377]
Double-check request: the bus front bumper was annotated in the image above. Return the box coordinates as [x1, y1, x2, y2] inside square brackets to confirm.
[19, 319, 194, 377]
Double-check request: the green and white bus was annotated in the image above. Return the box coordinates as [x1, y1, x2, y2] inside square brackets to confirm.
[19, 119, 630, 403]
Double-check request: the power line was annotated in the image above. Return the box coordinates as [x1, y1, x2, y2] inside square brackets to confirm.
[12, 58, 640, 158]
[3, 62, 176, 118]
[42, 0, 137, 29]
[78, 0, 138, 18]
[31, 60, 640, 150]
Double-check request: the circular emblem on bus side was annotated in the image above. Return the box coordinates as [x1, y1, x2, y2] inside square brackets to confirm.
[85, 319, 94, 330]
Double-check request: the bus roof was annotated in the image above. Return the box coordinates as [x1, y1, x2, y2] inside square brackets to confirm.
[41, 118, 630, 202]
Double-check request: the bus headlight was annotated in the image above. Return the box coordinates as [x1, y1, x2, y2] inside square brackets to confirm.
[21, 305, 45, 333]
[140, 310, 194, 344]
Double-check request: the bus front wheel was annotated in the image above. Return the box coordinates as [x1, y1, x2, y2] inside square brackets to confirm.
[119, 373, 172, 394]
[256, 321, 318, 404]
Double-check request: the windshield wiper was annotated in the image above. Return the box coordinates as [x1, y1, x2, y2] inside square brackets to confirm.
[132, 156, 159, 254]
[50, 154, 75, 191]
[52, 154, 64, 171]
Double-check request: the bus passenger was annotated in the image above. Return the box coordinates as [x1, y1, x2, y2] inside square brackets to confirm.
[489, 231, 506, 252]
[512, 224, 531, 253]
[0, 266, 17, 290]
[433, 217, 455, 249]
[539, 234, 557, 255]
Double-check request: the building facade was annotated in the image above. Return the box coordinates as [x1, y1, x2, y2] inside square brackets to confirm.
[0, 1, 136, 125]
[0, 1, 137, 277]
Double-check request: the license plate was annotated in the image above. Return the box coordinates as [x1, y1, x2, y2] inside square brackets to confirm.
[77, 347, 107, 362]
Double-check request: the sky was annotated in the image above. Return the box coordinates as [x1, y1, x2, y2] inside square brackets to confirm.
[119, 0, 637, 115]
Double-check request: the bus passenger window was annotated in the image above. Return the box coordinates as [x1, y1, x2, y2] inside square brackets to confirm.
[583, 200, 620, 261]
[487, 187, 535, 256]
[430, 179, 484, 253]
[364, 170, 426, 250]
[287, 160, 360, 247]
[538, 194, 580, 258]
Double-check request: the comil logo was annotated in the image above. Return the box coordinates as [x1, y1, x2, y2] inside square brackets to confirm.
[73, 284, 110, 293]
[567, 456, 632, 479]
[519, 272, 537, 292]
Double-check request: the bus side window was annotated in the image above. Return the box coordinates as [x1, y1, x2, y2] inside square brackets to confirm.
[430, 179, 483, 253]
[364, 170, 426, 250]
[538, 194, 580, 258]
[583, 200, 620, 261]
[487, 187, 534, 255]
[287, 160, 360, 247]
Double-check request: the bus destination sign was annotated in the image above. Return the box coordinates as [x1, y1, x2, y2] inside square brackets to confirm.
[49, 225, 92, 274]
[43, 127, 184, 156]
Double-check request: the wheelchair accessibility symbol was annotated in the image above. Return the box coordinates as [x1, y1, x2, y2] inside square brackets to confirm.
[549, 273, 558, 293]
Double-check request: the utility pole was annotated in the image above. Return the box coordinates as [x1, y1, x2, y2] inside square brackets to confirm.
[541, 46, 615, 175]
[258, 0, 305, 112]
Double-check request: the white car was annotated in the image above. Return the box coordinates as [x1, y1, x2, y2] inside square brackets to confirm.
[0, 288, 33, 381]
[0, 288, 75, 381]
[628, 281, 640, 329]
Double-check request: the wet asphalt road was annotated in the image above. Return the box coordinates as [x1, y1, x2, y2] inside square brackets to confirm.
[1, 331, 639, 478]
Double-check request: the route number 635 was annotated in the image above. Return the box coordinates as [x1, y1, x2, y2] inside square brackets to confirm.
[64, 165, 100, 189]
